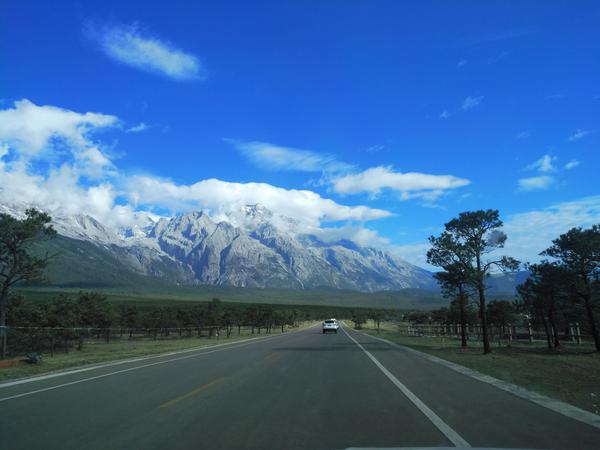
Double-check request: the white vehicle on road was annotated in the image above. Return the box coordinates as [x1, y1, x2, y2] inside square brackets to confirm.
[322, 319, 339, 334]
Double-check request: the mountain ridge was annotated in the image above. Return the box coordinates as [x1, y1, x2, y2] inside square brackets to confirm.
[3, 203, 437, 292]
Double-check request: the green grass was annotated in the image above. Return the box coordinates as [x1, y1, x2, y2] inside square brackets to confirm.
[360, 321, 600, 415]
[0, 322, 318, 382]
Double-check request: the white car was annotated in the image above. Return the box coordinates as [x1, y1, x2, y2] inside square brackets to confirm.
[322, 319, 339, 334]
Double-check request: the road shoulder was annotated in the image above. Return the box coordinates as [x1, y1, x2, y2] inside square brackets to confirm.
[357, 328, 600, 431]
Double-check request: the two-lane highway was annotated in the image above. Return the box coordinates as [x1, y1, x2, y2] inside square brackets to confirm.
[1, 324, 600, 450]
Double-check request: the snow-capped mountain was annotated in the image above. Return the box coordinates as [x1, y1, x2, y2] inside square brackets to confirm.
[1, 203, 436, 292]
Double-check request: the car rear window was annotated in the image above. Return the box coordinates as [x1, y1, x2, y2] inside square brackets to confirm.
[325, 320, 335, 323]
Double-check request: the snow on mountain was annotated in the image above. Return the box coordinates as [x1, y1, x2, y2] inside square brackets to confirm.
[1, 202, 436, 292]
[53, 214, 125, 246]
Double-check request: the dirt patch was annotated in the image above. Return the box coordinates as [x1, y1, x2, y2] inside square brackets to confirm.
[0, 358, 23, 369]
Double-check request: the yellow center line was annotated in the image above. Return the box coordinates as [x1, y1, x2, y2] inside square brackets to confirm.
[160, 377, 226, 409]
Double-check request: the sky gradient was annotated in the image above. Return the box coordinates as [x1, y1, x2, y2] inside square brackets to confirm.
[1, 0, 599, 268]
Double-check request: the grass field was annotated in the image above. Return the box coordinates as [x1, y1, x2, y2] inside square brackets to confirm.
[15, 285, 446, 310]
[359, 321, 600, 415]
[0, 322, 318, 382]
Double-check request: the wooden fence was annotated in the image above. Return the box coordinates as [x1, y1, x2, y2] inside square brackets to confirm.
[398, 321, 588, 345]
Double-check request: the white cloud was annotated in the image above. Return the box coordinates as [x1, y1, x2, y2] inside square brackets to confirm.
[0, 162, 138, 229]
[0, 99, 392, 243]
[0, 143, 9, 159]
[312, 225, 391, 248]
[0, 99, 117, 157]
[525, 154, 557, 173]
[331, 166, 470, 200]
[457, 28, 539, 47]
[125, 175, 391, 228]
[441, 96, 483, 118]
[517, 175, 555, 191]
[460, 96, 483, 111]
[546, 92, 567, 101]
[389, 242, 433, 270]
[516, 131, 529, 140]
[88, 23, 205, 81]
[227, 139, 352, 173]
[365, 144, 385, 153]
[568, 129, 592, 142]
[397, 196, 600, 268]
[564, 160, 581, 170]
[488, 50, 512, 65]
[127, 122, 148, 133]
[501, 196, 600, 264]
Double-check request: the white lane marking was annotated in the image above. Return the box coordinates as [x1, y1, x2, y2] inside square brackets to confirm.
[0, 323, 320, 389]
[341, 326, 471, 448]
[0, 335, 272, 389]
[361, 330, 600, 432]
[0, 327, 314, 403]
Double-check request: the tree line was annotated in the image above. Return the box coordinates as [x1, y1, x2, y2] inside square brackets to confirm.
[0, 209, 364, 358]
[5, 293, 314, 356]
[2, 208, 598, 357]
[426, 209, 599, 353]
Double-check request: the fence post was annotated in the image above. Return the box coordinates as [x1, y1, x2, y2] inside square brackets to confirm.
[569, 323, 576, 343]
[507, 323, 512, 346]
[575, 322, 581, 345]
[528, 321, 533, 343]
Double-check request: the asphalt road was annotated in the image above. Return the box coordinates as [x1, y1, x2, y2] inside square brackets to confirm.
[1, 324, 599, 450]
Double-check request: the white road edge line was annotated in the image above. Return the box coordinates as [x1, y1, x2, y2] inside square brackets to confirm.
[0, 325, 316, 402]
[341, 325, 471, 448]
[360, 330, 600, 431]
[0, 335, 269, 389]
[0, 323, 319, 390]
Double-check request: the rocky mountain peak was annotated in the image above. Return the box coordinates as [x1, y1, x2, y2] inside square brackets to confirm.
[1, 202, 437, 292]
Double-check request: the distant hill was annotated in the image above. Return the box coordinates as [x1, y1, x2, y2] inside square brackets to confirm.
[485, 271, 530, 296]
[8, 202, 437, 292]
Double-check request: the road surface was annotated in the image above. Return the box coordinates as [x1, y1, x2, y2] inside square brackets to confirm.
[1, 324, 599, 450]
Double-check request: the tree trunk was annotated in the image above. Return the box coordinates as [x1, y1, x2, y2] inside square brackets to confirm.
[475, 255, 491, 354]
[548, 306, 560, 348]
[0, 285, 8, 359]
[478, 284, 491, 354]
[583, 292, 600, 352]
[458, 285, 467, 348]
[540, 314, 552, 349]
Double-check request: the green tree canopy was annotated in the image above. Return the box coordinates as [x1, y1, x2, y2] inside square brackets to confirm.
[541, 225, 600, 351]
[0, 209, 56, 358]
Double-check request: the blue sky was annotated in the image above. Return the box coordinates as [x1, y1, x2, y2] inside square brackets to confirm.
[1, 0, 599, 268]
